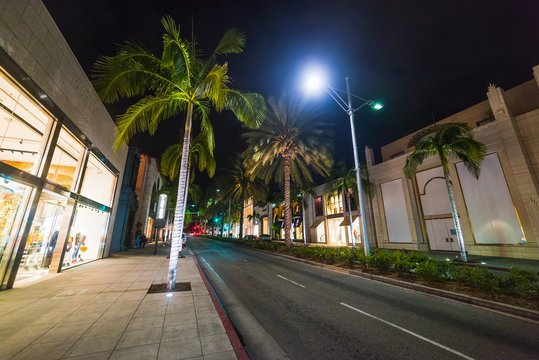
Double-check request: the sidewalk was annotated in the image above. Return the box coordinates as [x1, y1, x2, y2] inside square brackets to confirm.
[0, 245, 239, 360]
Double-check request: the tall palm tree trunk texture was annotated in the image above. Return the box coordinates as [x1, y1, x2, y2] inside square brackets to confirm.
[443, 167, 468, 262]
[284, 154, 292, 247]
[346, 193, 356, 248]
[239, 204, 244, 240]
[168, 103, 193, 291]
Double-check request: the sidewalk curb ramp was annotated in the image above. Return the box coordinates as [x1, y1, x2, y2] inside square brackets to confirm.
[191, 251, 250, 360]
[237, 245, 539, 322]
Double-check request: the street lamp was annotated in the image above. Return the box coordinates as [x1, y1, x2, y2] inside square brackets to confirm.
[303, 66, 383, 255]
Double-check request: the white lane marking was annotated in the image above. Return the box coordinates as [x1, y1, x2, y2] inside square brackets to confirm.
[277, 275, 306, 288]
[340, 302, 475, 360]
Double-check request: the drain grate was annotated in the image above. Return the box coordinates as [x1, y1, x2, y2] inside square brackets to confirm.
[147, 282, 191, 294]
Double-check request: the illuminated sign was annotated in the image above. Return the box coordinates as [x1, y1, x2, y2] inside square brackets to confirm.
[157, 194, 168, 220]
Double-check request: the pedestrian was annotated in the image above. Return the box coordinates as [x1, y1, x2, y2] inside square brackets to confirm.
[141, 234, 147, 248]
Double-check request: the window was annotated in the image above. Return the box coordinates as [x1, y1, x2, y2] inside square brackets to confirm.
[314, 196, 323, 217]
[80, 153, 116, 206]
[326, 192, 343, 215]
[0, 69, 52, 173]
[47, 127, 85, 189]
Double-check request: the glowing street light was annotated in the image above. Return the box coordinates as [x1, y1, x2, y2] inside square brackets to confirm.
[302, 66, 383, 255]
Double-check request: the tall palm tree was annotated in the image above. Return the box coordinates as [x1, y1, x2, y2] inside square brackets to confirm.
[325, 163, 375, 248]
[243, 97, 333, 247]
[93, 16, 266, 290]
[403, 123, 485, 262]
[220, 156, 267, 239]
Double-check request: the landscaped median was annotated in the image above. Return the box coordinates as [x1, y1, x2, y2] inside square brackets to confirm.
[201, 235, 539, 315]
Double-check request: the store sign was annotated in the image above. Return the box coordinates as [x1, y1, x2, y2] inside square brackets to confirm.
[154, 194, 168, 228]
[157, 194, 167, 220]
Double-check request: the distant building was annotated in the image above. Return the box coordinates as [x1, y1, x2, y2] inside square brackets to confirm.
[132, 155, 160, 244]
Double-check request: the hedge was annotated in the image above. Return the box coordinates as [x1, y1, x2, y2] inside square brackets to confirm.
[201, 235, 538, 300]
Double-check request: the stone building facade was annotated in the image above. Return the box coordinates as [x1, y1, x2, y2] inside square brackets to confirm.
[364, 65, 539, 259]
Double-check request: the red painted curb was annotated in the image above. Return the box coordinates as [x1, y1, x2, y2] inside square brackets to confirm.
[190, 252, 250, 360]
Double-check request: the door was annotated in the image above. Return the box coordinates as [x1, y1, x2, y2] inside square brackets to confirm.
[426, 218, 461, 252]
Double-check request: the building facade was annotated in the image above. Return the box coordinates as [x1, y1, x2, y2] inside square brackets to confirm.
[364, 67, 539, 260]
[0, 0, 128, 289]
[132, 154, 160, 244]
[301, 66, 539, 260]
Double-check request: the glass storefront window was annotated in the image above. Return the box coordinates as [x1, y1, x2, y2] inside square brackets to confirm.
[80, 153, 116, 206]
[314, 196, 324, 216]
[47, 127, 84, 189]
[0, 69, 51, 174]
[0, 180, 31, 264]
[326, 192, 343, 215]
[16, 189, 67, 281]
[62, 203, 109, 269]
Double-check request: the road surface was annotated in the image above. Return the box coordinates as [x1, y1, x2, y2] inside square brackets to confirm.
[188, 237, 539, 360]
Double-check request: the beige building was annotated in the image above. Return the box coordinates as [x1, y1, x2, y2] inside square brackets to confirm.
[364, 65, 539, 260]
[300, 65, 539, 260]
[133, 154, 160, 242]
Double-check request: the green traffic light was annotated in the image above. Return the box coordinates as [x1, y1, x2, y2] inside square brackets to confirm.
[371, 102, 383, 110]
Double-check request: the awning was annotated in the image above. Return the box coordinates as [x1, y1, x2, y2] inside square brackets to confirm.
[339, 216, 358, 227]
[310, 218, 324, 229]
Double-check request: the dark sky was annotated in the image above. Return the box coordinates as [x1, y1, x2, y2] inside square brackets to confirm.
[43, 0, 539, 185]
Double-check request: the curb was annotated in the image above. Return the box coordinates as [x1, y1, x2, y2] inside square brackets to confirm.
[238, 245, 539, 322]
[190, 252, 250, 360]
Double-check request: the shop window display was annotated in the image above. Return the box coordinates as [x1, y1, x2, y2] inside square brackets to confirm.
[0, 180, 30, 264]
[46, 127, 84, 189]
[80, 153, 116, 206]
[326, 192, 343, 215]
[63, 204, 109, 269]
[16, 190, 67, 281]
[0, 68, 51, 174]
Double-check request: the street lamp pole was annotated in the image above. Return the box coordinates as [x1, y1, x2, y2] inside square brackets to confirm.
[345, 77, 370, 256]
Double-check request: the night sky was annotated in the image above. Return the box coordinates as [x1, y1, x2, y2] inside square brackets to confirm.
[43, 0, 539, 186]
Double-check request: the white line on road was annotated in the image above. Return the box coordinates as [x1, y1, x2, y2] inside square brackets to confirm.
[340, 302, 475, 360]
[277, 275, 306, 288]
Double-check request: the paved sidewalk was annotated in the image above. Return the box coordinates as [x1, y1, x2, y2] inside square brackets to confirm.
[427, 251, 539, 274]
[0, 245, 238, 360]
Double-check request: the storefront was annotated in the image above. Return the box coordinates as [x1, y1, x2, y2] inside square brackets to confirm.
[0, 65, 118, 289]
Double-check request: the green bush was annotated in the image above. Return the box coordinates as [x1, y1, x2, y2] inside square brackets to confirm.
[499, 267, 539, 299]
[367, 250, 393, 272]
[452, 266, 500, 294]
[391, 251, 415, 277]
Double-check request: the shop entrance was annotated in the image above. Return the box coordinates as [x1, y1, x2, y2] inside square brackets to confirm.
[16, 190, 66, 281]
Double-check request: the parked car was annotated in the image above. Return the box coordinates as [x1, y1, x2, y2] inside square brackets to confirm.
[242, 235, 258, 241]
[258, 234, 271, 242]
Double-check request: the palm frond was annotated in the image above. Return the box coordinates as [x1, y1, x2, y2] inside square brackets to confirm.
[225, 90, 266, 129]
[214, 28, 246, 55]
[113, 95, 183, 150]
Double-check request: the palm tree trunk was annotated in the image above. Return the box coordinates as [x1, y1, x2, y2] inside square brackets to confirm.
[168, 103, 193, 290]
[284, 155, 292, 247]
[239, 201, 244, 239]
[301, 195, 306, 245]
[268, 204, 272, 240]
[443, 167, 468, 262]
[346, 193, 355, 248]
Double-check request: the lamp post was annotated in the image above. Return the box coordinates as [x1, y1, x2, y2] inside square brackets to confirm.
[302, 67, 383, 256]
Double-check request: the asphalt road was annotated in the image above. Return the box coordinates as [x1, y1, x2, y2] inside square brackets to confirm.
[188, 237, 539, 360]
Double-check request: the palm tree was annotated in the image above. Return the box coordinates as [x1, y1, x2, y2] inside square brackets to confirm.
[220, 156, 267, 239]
[325, 163, 375, 248]
[243, 97, 333, 247]
[403, 123, 485, 262]
[93, 16, 266, 290]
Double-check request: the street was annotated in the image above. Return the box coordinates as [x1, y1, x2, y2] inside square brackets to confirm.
[189, 237, 539, 360]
